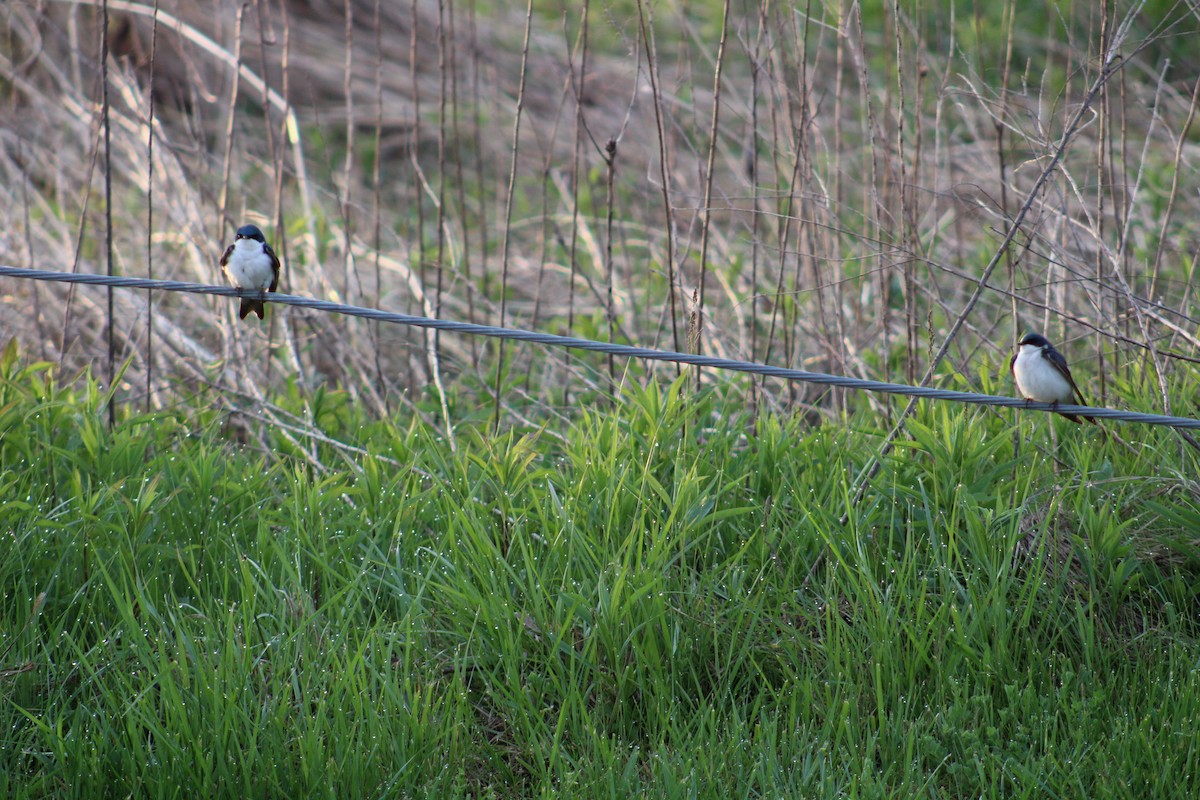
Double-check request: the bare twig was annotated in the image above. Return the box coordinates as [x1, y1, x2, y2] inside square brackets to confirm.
[491, 0, 534, 432]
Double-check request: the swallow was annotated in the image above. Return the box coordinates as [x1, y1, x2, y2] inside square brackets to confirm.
[219, 224, 280, 320]
[1010, 332, 1096, 424]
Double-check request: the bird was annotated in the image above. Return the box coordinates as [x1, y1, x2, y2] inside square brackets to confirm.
[219, 224, 280, 320]
[1010, 332, 1096, 424]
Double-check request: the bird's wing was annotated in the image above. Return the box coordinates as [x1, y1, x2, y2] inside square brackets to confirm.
[1046, 347, 1088, 404]
[219, 243, 235, 269]
[1009, 350, 1018, 378]
[265, 244, 280, 292]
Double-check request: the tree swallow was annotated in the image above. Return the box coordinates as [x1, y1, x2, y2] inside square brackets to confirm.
[219, 224, 280, 320]
[1010, 332, 1096, 424]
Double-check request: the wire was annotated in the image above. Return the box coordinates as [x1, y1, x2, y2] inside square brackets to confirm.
[3, 265, 1199, 430]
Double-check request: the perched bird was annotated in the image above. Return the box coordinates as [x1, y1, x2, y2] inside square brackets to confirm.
[219, 224, 280, 320]
[1010, 332, 1096, 424]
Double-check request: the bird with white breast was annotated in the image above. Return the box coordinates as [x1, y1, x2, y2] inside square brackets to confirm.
[220, 224, 280, 321]
[1010, 332, 1096, 424]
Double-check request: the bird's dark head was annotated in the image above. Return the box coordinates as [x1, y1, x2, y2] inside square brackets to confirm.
[234, 224, 266, 243]
[1018, 332, 1050, 348]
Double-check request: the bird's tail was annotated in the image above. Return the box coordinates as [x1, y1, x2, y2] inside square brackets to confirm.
[1072, 391, 1099, 425]
[239, 298, 266, 320]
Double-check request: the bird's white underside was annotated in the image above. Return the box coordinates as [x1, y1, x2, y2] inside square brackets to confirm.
[225, 239, 275, 292]
[1012, 343, 1074, 403]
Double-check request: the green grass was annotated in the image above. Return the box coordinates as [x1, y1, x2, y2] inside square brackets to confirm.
[2, 340, 1200, 798]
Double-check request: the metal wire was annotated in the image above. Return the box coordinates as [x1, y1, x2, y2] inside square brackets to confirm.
[4, 264, 1199, 430]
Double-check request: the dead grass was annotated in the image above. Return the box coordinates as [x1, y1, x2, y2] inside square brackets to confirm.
[1, 0, 1198, 432]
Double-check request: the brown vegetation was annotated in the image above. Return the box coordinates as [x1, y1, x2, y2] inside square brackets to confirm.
[1, 1, 1197, 434]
